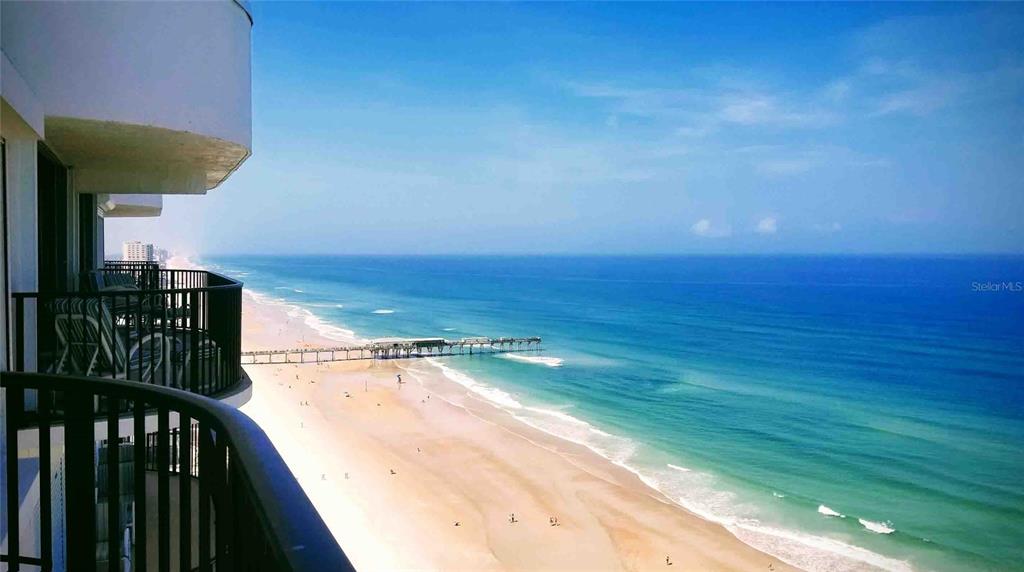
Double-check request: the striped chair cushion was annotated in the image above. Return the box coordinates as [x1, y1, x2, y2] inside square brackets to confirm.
[102, 272, 139, 289]
[48, 297, 129, 374]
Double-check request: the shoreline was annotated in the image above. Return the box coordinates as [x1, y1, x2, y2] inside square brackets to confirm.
[238, 295, 797, 570]
[183, 256, 901, 571]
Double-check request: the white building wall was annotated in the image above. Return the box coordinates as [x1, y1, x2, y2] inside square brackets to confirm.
[2, 1, 252, 147]
[1, 101, 40, 371]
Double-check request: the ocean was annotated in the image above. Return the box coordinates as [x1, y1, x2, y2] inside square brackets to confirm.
[202, 254, 1024, 571]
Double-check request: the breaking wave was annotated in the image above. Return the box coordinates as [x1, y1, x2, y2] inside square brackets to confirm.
[818, 505, 845, 518]
[859, 519, 896, 534]
[497, 353, 564, 367]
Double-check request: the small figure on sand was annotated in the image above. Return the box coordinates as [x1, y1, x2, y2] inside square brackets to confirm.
[321, 474, 326, 481]
[666, 556, 673, 566]
[344, 472, 349, 479]
[397, 374, 403, 385]
[453, 521, 460, 527]
[509, 513, 518, 524]
[549, 516, 560, 527]
[390, 469, 397, 475]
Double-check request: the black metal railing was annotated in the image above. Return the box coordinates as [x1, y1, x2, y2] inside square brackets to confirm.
[1, 371, 354, 572]
[146, 424, 200, 477]
[8, 267, 243, 398]
[98, 261, 162, 289]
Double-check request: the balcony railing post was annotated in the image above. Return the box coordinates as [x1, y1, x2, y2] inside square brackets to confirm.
[5, 385, 22, 571]
[198, 423, 214, 572]
[158, 408, 170, 572]
[65, 387, 97, 572]
[179, 414, 192, 572]
[134, 399, 148, 571]
[39, 388, 53, 570]
[106, 397, 121, 572]
[214, 433, 232, 569]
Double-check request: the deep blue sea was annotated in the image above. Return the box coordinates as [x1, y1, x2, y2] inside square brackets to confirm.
[203, 255, 1024, 571]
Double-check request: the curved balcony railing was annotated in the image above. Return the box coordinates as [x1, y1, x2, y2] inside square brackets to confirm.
[9, 267, 243, 398]
[1, 371, 354, 571]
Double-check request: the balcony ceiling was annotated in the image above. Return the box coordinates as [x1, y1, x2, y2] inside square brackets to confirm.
[47, 117, 250, 195]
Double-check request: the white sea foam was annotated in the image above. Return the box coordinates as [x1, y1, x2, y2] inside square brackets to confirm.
[424, 358, 523, 409]
[818, 505, 845, 518]
[859, 519, 896, 534]
[442, 327, 457, 332]
[246, 289, 360, 344]
[667, 463, 691, 473]
[772, 492, 786, 498]
[372, 309, 395, 314]
[497, 353, 564, 367]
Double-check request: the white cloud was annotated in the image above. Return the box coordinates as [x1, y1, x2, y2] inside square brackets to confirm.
[565, 80, 839, 133]
[691, 218, 732, 238]
[756, 159, 813, 176]
[755, 217, 778, 235]
[872, 78, 963, 117]
[812, 222, 843, 233]
[675, 125, 711, 138]
[717, 94, 837, 128]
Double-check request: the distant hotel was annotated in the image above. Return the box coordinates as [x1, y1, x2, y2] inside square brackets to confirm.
[121, 240, 154, 262]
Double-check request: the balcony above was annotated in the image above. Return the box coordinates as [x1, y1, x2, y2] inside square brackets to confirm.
[1, 0, 252, 194]
[100, 193, 164, 218]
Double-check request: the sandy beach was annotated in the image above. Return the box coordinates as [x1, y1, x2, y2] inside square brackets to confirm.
[226, 275, 798, 572]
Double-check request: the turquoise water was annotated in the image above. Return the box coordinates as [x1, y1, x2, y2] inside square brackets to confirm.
[204, 255, 1024, 571]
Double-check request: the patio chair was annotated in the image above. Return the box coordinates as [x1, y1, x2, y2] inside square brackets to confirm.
[168, 332, 222, 391]
[48, 296, 167, 384]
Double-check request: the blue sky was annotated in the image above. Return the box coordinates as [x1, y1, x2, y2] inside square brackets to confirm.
[109, 2, 1024, 255]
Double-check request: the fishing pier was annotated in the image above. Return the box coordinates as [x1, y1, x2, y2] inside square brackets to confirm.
[241, 336, 543, 365]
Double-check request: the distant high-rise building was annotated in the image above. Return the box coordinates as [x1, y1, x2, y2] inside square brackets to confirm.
[122, 240, 155, 262]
